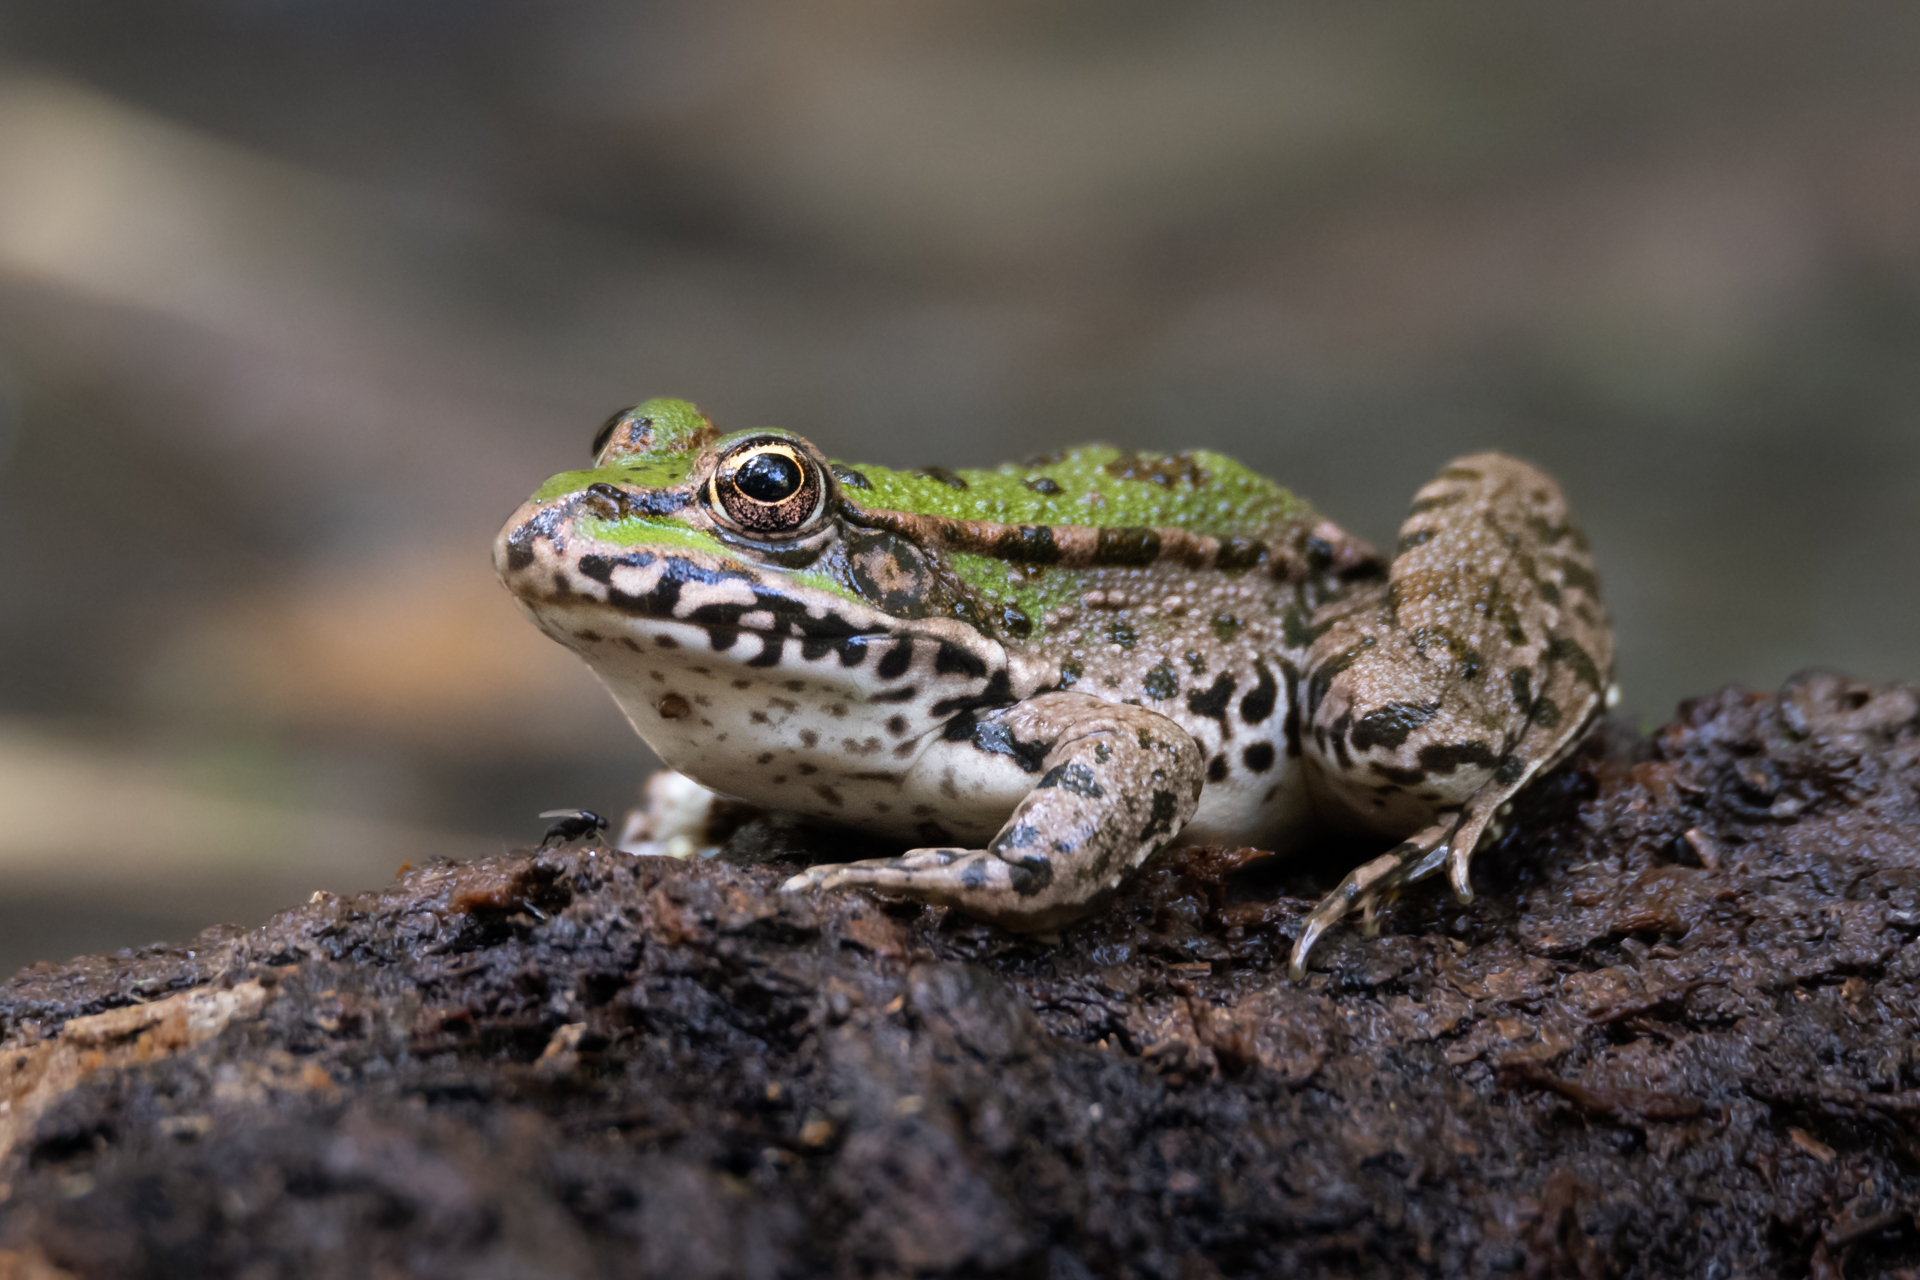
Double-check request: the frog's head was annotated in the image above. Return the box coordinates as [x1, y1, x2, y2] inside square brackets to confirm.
[495, 400, 1010, 785]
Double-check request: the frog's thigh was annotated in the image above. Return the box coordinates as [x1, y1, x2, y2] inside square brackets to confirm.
[1292, 452, 1612, 974]
[779, 693, 1203, 931]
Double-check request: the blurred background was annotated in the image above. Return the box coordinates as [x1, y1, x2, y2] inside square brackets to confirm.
[1, 1, 1917, 976]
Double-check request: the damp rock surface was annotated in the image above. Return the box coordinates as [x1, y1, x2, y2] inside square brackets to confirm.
[1, 672, 1919, 1278]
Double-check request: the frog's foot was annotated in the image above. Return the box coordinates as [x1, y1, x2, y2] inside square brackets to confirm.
[780, 847, 1079, 928]
[779, 691, 1204, 932]
[1291, 451, 1614, 979]
[1288, 814, 1466, 982]
[779, 846, 970, 892]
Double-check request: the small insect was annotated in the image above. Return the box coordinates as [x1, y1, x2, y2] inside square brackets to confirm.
[537, 808, 609, 849]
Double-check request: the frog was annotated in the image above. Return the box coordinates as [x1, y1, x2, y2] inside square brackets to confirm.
[494, 398, 1613, 977]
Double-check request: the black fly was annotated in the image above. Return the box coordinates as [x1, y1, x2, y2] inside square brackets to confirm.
[538, 808, 609, 849]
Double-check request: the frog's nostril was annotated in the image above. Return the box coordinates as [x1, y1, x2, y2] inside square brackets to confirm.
[583, 482, 628, 517]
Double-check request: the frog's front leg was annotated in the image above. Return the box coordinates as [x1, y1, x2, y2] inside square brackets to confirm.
[779, 692, 1203, 931]
[1291, 451, 1613, 978]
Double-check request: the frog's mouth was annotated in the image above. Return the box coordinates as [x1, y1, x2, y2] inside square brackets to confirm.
[498, 514, 900, 642]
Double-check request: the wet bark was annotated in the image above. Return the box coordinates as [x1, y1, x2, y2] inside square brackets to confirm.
[1, 671, 1918, 1278]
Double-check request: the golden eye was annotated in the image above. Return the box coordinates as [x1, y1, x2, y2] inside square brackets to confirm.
[708, 440, 826, 536]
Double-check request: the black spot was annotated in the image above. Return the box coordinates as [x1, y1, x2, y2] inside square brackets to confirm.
[1057, 659, 1083, 689]
[970, 720, 1049, 773]
[1546, 636, 1605, 692]
[1190, 675, 1236, 736]
[745, 637, 784, 668]
[1280, 659, 1303, 758]
[877, 639, 914, 680]
[1143, 659, 1179, 700]
[1242, 742, 1275, 773]
[1349, 701, 1441, 752]
[1439, 466, 1483, 482]
[1305, 639, 1373, 716]
[709, 629, 738, 652]
[1394, 529, 1436, 557]
[1091, 527, 1162, 567]
[813, 784, 844, 807]
[870, 686, 918, 704]
[1214, 538, 1268, 573]
[1022, 477, 1061, 494]
[1407, 492, 1464, 515]
[1106, 618, 1137, 649]
[1000, 603, 1033, 639]
[1211, 614, 1244, 643]
[1007, 856, 1053, 896]
[1139, 790, 1180, 842]
[1036, 763, 1104, 798]
[930, 669, 1016, 720]
[623, 489, 693, 517]
[1537, 580, 1562, 605]
[1526, 515, 1572, 544]
[886, 715, 909, 735]
[1417, 742, 1498, 774]
[1557, 560, 1602, 597]
[1374, 763, 1426, 786]
[960, 860, 989, 890]
[799, 730, 818, 748]
[991, 823, 1040, 850]
[577, 555, 615, 584]
[505, 543, 534, 571]
[918, 466, 969, 490]
[1281, 606, 1331, 649]
[934, 643, 988, 679]
[831, 463, 872, 490]
[1239, 659, 1277, 725]
[800, 636, 837, 661]
[992, 525, 1062, 564]
[1187, 674, 1237, 734]
[1206, 755, 1228, 783]
[838, 636, 870, 667]
[1505, 667, 1536, 717]
[1531, 697, 1563, 728]
[1494, 755, 1526, 785]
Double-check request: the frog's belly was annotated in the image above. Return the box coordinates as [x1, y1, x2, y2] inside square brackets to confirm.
[537, 601, 1317, 853]
[1176, 740, 1316, 854]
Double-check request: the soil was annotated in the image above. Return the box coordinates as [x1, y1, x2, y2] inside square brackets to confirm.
[1, 670, 1918, 1279]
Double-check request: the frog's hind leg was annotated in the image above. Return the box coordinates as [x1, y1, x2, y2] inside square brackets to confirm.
[779, 693, 1203, 931]
[1290, 451, 1613, 978]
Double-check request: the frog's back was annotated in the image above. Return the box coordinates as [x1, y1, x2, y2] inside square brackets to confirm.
[836, 446, 1307, 539]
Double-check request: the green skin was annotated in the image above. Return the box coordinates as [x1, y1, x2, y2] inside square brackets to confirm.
[495, 399, 1614, 976]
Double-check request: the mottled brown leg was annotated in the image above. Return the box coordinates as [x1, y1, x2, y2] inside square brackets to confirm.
[780, 694, 1203, 932]
[1290, 452, 1613, 977]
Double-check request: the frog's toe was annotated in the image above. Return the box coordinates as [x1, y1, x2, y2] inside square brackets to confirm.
[778, 849, 990, 897]
[1288, 821, 1460, 981]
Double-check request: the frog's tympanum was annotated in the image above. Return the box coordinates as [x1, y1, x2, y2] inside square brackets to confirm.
[496, 399, 1613, 976]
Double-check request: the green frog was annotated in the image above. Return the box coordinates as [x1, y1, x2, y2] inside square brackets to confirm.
[495, 398, 1613, 977]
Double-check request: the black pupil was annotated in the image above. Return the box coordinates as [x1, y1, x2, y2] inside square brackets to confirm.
[735, 452, 803, 503]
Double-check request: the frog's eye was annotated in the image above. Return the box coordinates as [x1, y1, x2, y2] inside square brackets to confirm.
[708, 439, 827, 537]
